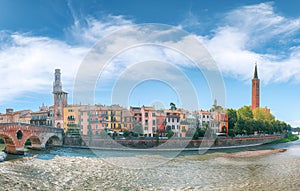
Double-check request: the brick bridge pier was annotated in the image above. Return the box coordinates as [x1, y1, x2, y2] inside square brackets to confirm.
[0, 123, 63, 154]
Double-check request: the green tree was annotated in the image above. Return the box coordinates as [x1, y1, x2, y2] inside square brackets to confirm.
[113, 131, 118, 139]
[228, 129, 235, 137]
[170, 102, 177, 111]
[167, 130, 174, 139]
[227, 108, 237, 130]
[133, 122, 143, 135]
[237, 106, 253, 120]
[166, 125, 172, 132]
[234, 119, 245, 135]
[197, 128, 206, 137]
[123, 130, 130, 137]
[253, 108, 275, 122]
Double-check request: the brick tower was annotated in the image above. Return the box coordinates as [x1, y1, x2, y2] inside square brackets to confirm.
[53, 69, 68, 128]
[251, 64, 260, 109]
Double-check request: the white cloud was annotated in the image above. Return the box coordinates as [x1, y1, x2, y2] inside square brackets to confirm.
[224, 2, 300, 44]
[68, 15, 134, 46]
[1, 2, 300, 107]
[0, 32, 87, 103]
[202, 2, 300, 84]
[0, 16, 134, 105]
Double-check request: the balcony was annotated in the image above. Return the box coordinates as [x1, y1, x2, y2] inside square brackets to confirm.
[67, 123, 78, 127]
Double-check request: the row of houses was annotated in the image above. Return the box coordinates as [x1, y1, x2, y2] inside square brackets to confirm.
[0, 104, 228, 138]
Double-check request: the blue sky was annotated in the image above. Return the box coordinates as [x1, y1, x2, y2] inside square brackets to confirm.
[0, 0, 300, 127]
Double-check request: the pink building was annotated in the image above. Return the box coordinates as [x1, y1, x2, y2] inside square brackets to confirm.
[79, 105, 107, 136]
[141, 106, 156, 137]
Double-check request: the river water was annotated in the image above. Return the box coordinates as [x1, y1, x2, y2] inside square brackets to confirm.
[0, 139, 300, 190]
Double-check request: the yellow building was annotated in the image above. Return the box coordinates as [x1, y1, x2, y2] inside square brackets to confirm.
[106, 105, 125, 132]
[63, 105, 82, 133]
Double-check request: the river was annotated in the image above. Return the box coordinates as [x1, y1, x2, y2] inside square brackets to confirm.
[0, 139, 300, 190]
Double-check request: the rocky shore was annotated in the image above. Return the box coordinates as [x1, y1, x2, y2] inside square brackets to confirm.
[0, 147, 298, 191]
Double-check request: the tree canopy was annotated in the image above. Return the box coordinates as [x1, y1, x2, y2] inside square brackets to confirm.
[252, 108, 275, 122]
[226, 106, 290, 136]
[237, 106, 253, 120]
[170, 102, 177, 111]
[133, 122, 143, 135]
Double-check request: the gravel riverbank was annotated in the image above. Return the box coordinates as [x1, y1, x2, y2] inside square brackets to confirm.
[0, 147, 298, 191]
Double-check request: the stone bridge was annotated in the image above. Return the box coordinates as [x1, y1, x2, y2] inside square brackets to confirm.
[0, 123, 63, 154]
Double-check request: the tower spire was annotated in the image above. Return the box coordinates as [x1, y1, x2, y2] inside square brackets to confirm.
[253, 63, 258, 79]
[251, 63, 260, 109]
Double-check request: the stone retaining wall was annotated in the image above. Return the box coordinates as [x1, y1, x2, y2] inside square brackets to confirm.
[63, 135, 283, 149]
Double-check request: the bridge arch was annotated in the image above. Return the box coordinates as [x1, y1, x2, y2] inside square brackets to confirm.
[0, 133, 17, 153]
[45, 135, 62, 147]
[23, 135, 42, 150]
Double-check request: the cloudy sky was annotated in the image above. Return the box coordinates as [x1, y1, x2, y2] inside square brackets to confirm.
[0, 0, 300, 126]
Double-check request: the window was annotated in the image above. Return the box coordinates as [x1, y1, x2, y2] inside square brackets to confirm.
[145, 112, 148, 117]
[172, 125, 175, 129]
[152, 120, 156, 125]
[145, 120, 148, 125]
[152, 113, 155, 117]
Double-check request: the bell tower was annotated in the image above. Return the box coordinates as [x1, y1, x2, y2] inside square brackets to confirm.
[251, 64, 260, 109]
[53, 69, 68, 128]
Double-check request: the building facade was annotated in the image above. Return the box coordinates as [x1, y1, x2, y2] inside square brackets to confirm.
[30, 105, 52, 126]
[141, 106, 157, 137]
[0, 109, 32, 124]
[165, 109, 181, 137]
[63, 105, 83, 133]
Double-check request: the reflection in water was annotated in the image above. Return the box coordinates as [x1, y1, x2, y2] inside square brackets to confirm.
[0, 139, 300, 190]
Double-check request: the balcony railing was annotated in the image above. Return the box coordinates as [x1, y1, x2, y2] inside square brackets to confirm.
[67, 123, 78, 127]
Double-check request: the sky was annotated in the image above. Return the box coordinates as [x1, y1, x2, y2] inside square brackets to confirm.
[0, 0, 300, 127]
